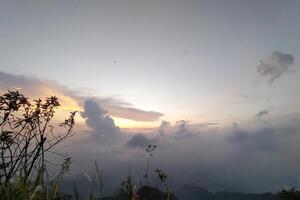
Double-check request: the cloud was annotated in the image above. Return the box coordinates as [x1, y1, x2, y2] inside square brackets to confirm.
[175, 120, 188, 133]
[5, 71, 300, 192]
[257, 51, 295, 84]
[254, 106, 274, 118]
[255, 109, 270, 118]
[173, 120, 196, 140]
[126, 133, 159, 149]
[0, 71, 163, 122]
[158, 121, 171, 136]
[227, 127, 279, 152]
[81, 100, 125, 145]
[59, 113, 300, 193]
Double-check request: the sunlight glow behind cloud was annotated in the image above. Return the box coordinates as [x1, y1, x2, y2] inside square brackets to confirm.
[0, 71, 163, 128]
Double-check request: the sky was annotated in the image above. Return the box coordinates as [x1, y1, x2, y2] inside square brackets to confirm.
[1, 0, 300, 193]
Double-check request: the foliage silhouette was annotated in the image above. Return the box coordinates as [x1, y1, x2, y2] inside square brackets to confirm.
[0, 90, 76, 199]
[279, 188, 300, 200]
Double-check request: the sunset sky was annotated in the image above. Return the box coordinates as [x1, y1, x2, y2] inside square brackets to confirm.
[1, 0, 300, 192]
[1, 0, 299, 129]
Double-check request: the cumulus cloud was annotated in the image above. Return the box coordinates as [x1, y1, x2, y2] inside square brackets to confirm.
[257, 51, 295, 84]
[0, 71, 163, 121]
[125, 119, 198, 149]
[173, 120, 196, 140]
[158, 121, 171, 136]
[81, 100, 125, 145]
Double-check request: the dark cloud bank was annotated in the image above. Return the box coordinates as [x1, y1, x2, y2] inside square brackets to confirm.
[59, 99, 300, 193]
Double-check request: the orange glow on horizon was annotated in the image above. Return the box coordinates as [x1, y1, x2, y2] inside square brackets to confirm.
[112, 117, 160, 129]
[1, 87, 161, 129]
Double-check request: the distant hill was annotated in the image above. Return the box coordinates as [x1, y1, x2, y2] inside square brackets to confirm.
[176, 184, 213, 200]
[61, 174, 283, 200]
[213, 191, 278, 200]
[175, 184, 279, 200]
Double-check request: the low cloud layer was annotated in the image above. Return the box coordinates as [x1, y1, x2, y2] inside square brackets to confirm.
[257, 51, 295, 84]
[59, 112, 300, 193]
[71, 107, 300, 192]
[126, 133, 159, 149]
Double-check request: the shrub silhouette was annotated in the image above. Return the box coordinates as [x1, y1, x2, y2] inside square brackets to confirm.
[279, 188, 300, 200]
[0, 90, 76, 199]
